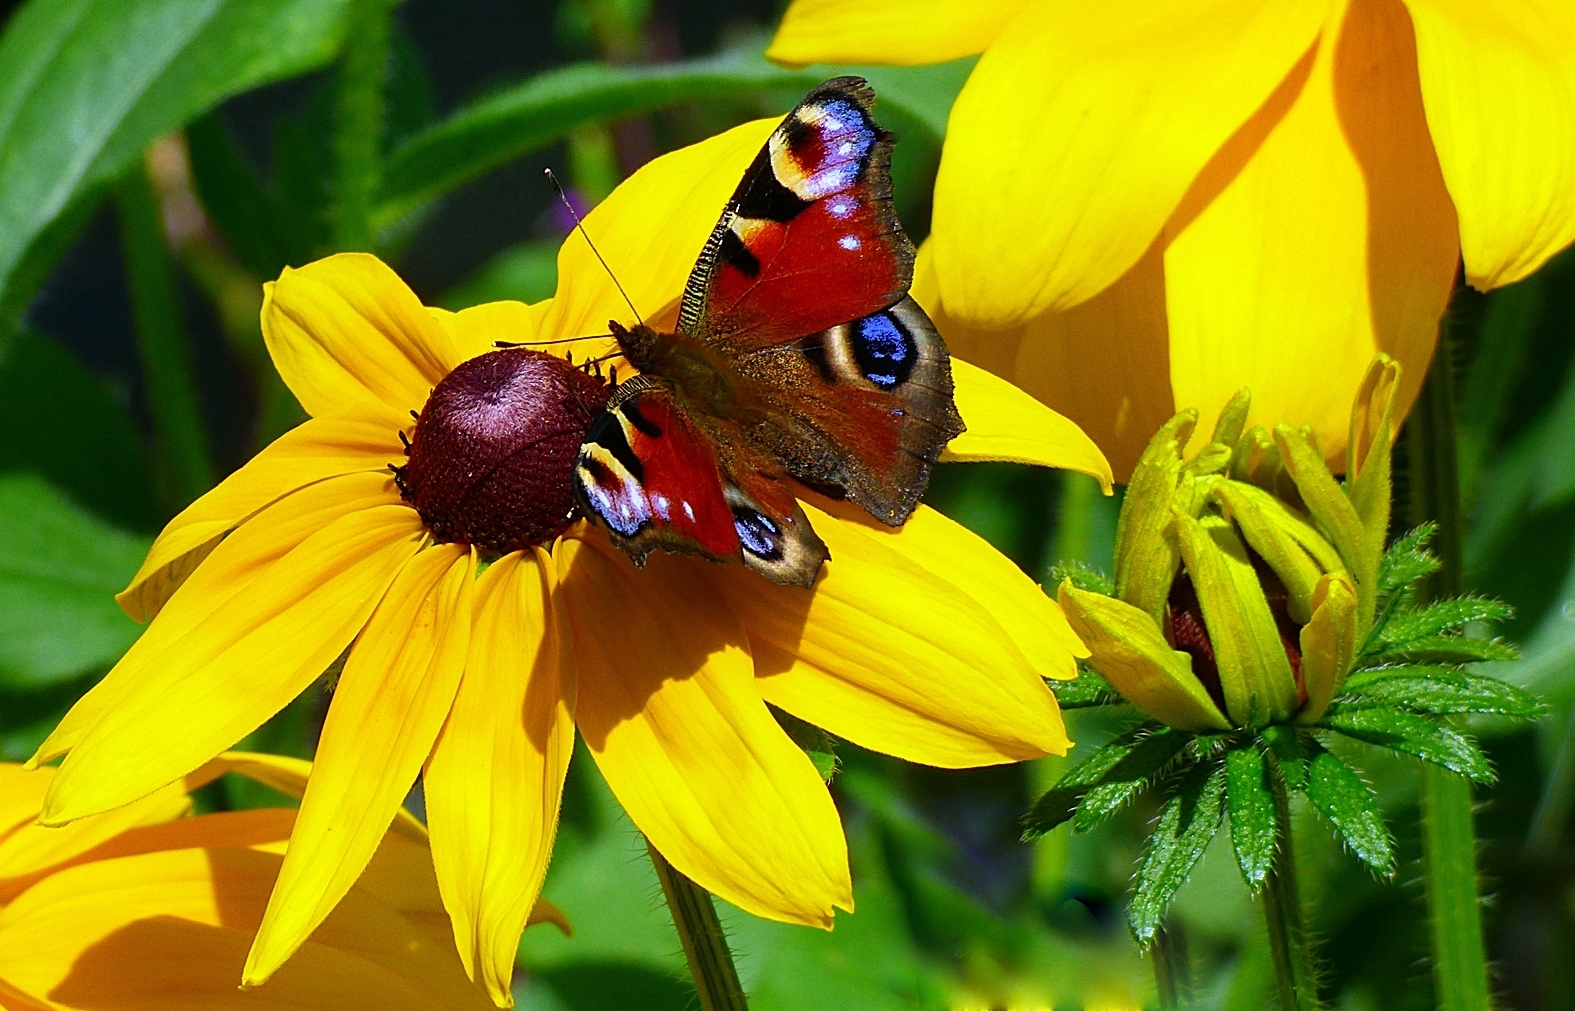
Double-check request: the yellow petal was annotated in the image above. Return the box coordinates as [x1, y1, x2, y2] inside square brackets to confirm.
[0, 765, 51, 836]
[767, 0, 1028, 65]
[246, 544, 474, 986]
[721, 497, 1072, 768]
[263, 253, 459, 424]
[32, 472, 405, 771]
[425, 549, 574, 1007]
[1163, 0, 1458, 471]
[1402, 0, 1575, 288]
[930, 0, 1326, 328]
[911, 240, 1022, 381]
[40, 499, 426, 825]
[436, 299, 555, 363]
[119, 418, 402, 621]
[1299, 571, 1358, 721]
[540, 118, 777, 342]
[0, 848, 495, 1011]
[558, 537, 851, 928]
[942, 358, 1114, 491]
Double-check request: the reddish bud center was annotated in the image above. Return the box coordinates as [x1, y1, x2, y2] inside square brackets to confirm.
[395, 348, 610, 554]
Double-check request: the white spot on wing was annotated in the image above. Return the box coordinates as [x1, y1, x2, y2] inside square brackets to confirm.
[839, 235, 861, 251]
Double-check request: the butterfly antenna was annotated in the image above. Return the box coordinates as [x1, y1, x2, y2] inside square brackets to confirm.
[545, 168, 643, 326]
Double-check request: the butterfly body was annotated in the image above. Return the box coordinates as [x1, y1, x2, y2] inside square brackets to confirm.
[574, 78, 965, 587]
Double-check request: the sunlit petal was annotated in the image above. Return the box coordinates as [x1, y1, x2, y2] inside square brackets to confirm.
[721, 499, 1071, 768]
[426, 549, 574, 1006]
[263, 253, 459, 423]
[245, 544, 474, 986]
[767, 0, 1029, 65]
[1162, 0, 1458, 470]
[1401, 0, 1575, 289]
[931, 0, 1325, 327]
[559, 537, 851, 928]
[434, 299, 558, 364]
[943, 358, 1114, 491]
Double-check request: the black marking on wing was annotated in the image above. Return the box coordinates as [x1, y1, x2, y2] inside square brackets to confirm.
[718, 229, 761, 278]
[619, 399, 661, 438]
[734, 148, 813, 223]
[584, 411, 644, 481]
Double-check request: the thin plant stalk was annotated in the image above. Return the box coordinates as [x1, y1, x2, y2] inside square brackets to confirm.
[647, 840, 750, 1011]
[1261, 764, 1320, 1011]
[1406, 349, 1493, 1011]
[115, 165, 215, 508]
[1150, 920, 1191, 1009]
[332, 0, 393, 251]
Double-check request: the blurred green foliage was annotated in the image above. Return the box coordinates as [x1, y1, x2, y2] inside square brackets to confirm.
[0, 0, 1572, 1007]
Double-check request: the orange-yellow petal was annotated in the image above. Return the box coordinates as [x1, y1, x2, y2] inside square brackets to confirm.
[425, 549, 575, 1007]
[540, 119, 776, 342]
[39, 499, 426, 825]
[930, 0, 1326, 328]
[31, 473, 406, 771]
[263, 253, 459, 424]
[119, 418, 402, 621]
[558, 537, 851, 928]
[0, 847, 495, 1011]
[1162, 0, 1459, 470]
[943, 358, 1114, 491]
[1401, 0, 1575, 289]
[767, 0, 1029, 65]
[245, 544, 474, 986]
[722, 498, 1072, 768]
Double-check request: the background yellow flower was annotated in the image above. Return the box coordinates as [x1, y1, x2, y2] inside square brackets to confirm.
[769, 0, 1575, 477]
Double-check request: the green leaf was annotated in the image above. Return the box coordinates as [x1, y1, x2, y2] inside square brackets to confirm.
[1377, 522, 1438, 595]
[1303, 743, 1394, 876]
[773, 708, 840, 783]
[1047, 559, 1114, 597]
[1225, 744, 1276, 890]
[1072, 729, 1195, 832]
[1128, 761, 1226, 944]
[0, 0, 350, 320]
[1337, 667, 1544, 719]
[1361, 634, 1518, 667]
[0, 472, 150, 689]
[1318, 705, 1495, 783]
[1047, 663, 1123, 708]
[186, 114, 291, 279]
[0, 328, 160, 530]
[1021, 724, 1187, 838]
[1371, 596, 1513, 650]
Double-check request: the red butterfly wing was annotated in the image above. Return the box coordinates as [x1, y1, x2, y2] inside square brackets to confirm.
[678, 76, 913, 349]
[572, 377, 828, 586]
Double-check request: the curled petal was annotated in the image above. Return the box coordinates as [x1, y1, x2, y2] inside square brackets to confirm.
[943, 358, 1114, 491]
[1299, 571, 1358, 722]
[768, 0, 1029, 65]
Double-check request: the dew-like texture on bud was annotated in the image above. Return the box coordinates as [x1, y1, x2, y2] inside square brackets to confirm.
[396, 349, 611, 553]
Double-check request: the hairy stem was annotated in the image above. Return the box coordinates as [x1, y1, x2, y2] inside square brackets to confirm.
[1261, 766, 1320, 1011]
[1407, 347, 1493, 1011]
[1151, 920, 1191, 1009]
[647, 841, 749, 1011]
[332, 0, 393, 250]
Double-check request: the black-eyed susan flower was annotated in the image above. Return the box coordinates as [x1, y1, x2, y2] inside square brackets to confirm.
[0, 752, 561, 1010]
[25, 118, 1113, 1005]
[769, 0, 1575, 477]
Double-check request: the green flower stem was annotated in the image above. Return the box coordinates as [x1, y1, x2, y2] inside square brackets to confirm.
[647, 840, 749, 1011]
[115, 164, 215, 508]
[1406, 349, 1492, 1011]
[332, 0, 393, 251]
[1261, 765, 1320, 1011]
[1150, 920, 1191, 1009]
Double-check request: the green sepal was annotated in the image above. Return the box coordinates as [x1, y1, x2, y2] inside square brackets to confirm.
[1304, 742, 1395, 876]
[1047, 559, 1114, 597]
[1318, 706, 1495, 783]
[1361, 635, 1518, 667]
[1224, 743, 1277, 890]
[1261, 724, 1308, 789]
[1337, 667, 1544, 719]
[1114, 410, 1196, 624]
[1022, 725, 1190, 838]
[1209, 388, 1252, 453]
[1368, 596, 1513, 653]
[1048, 664, 1124, 708]
[1377, 522, 1439, 596]
[1129, 761, 1227, 945]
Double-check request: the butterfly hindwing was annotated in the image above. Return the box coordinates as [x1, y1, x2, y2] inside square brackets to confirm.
[573, 377, 828, 586]
[678, 76, 913, 348]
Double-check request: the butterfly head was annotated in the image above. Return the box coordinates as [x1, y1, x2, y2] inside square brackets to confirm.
[393, 347, 612, 554]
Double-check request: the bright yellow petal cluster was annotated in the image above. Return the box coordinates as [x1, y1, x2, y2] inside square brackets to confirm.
[770, 0, 1575, 477]
[0, 754, 560, 1011]
[24, 116, 1111, 1006]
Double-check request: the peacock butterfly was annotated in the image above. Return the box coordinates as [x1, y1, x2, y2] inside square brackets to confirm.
[571, 77, 964, 587]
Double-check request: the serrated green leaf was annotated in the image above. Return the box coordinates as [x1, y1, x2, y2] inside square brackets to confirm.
[1337, 667, 1543, 719]
[1047, 663, 1123, 708]
[1377, 522, 1438, 594]
[1361, 634, 1518, 667]
[1225, 744, 1277, 890]
[1304, 744, 1394, 875]
[1021, 724, 1186, 837]
[0, 472, 150, 688]
[1129, 761, 1226, 944]
[1319, 706, 1495, 782]
[0, 0, 350, 319]
[1371, 596, 1514, 651]
[1046, 560, 1114, 597]
[774, 708, 840, 783]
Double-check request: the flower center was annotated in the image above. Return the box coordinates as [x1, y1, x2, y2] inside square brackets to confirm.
[394, 348, 611, 553]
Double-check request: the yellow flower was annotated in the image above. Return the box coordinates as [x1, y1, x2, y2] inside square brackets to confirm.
[26, 118, 1112, 1005]
[769, 0, 1575, 477]
[0, 752, 560, 1010]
